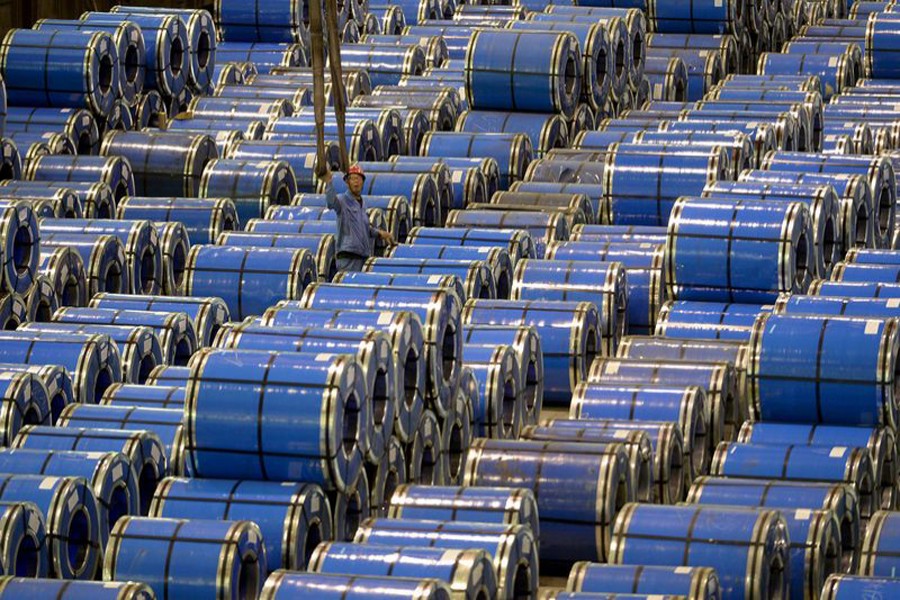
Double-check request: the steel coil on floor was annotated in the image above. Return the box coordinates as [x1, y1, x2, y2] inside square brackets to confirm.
[404, 409, 445, 486]
[309, 542, 496, 600]
[0, 501, 48, 578]
[101, 383, 185, 411]
[0, 448, 138, 554]
[0, 363, 72, 425]
[154, 221, 190, 295]
[260, 571, 452, 600]
[362, 257, 495, 300]
[654, 300, 765, 342]
[21, 274, 54, 322]
[184, 245, 314, 320]
[567, 563, 720, 599]
[366, 434, 407, 516]
[446, 210, 567, 259]
[120, 196, 240, 244]
[463, 299, 599, 406]
[214, 321, 395, 462]
[18, 322, 161, 387]
[198, 158, 295, 223]
[859, 510, 900, 578]
[0, 181, 114, 219]
[185, 348, 365, 492]
[0, 29, 118, 115]
[809, 279, 900, 299]
[458, 344, 520, 441]
[610, 503, 788, 600]
[355, 517, 537, 599]
[0, 293, 28, 331]
[832, 261, 900, 283]
[571, 381, 708, 484]
[0, 370, 49, 448]
[150, 477, 330, 572]
[56, 405, 186, 476]
[407, 226, 535, 264]
[333, 272, 463, 301]
[389, 245, 515, 298]
[81, 12, 187, 99]
[0, 473, 100, 580]
[0, 186, 80, 219]
[748, 313, 899, 427]
[144, 366, 188, 387]
[52, 306, 196, 367]
[821, 574, 900, 599]
[0, 204, 38, 296]
[665, 197, 814, 302]
[104, 516, 265, 600]
[217, 231, 336, 282]
[12, 424, 166, 516]
[0, 579, 153, 599]
[259, 305, 425, 444]
[420, 132, 533, 191]
[463, 438, 632, 569]
[40, 219, 160, 295]
[455, 111, 569, 159]
[5, 107, 98, 155]
[226, 141, 331, 194]
[100, 130, 218, 198]
[24, 155, 133, 203]
[327, 469, 369, 541]
[133, 90, 167, 129]
[357, 161, 454, 221]
[775, 293, 900, 324]
[298, 283, 460, 419]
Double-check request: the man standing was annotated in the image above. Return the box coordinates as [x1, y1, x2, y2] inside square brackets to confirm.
[322, 164, 395, 272]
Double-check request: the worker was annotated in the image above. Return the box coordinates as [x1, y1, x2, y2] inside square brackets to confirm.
[322, 164, 395, 272]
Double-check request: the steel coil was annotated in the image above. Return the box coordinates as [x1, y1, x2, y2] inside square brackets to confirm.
[214, 322, 395, 463]
[389, 245, 513, 299]
[5, 107, 98, 155]
[511, 181, 606, 226]
[7, 131, 76, 158]
[407, 226, 535, 264]
[0, 293, 27, 331]
[12, 424, 165, 516]
[363, 257, 495, 300]
[464, 438, 632, 569]
[0, 363, 71, 425]
[366, 434, 406, 516]
[309, 542, 496, 599]
[0, 501, 48, 577]
[456, 111, 568, 159]
[356, 517, 537, 599]
[216, 42, 306, 75]
[295, 192, 411, 243]
[809, 279, 900, 299]
[0, 474, 100, 579]
[611, 504, 789, 600]
[335, 270, 465, 303]
[832, 261, 900, 283]
[327, 468, 369, 541]
[118, 197, 238, 244]
[81, 13, 187, 99]
[455, 344, 519, 440]
[218, 231, 336, 281]
[0, 29, 118, 115]
[567, 563, 719, 599]
[822, 574, 900, 599]
[104, 516, 265, 600]
[150, 477, 329, 572]
[654, 300, 766, 341]
[1, 181, 111, 219]
[40, 219, 160, 295]
[101, 383, 185, 411]
[570, 224, 667, 244]
[185, 348, 364, 491]
[153, 221, 190, 296]
[776, 293, 900, 323]
[442, 380, 473, 486]
[0, 448, 138, 554]
[446, 210, 567, 259]
[646, 48, 723, 101]
[259, 305, 425, 443]
[353, 162, 453, 225]
[226, 141, 328, 193]
[266, 115, 383, 163]
[133, 90, 167, 128]
[261, 571, 452, 600]
[24, 155, 132, 203]
[0, 370, 49, 448]
[197, 158, 295, 223]
[421, 132, 533, 191]
[0, 579, 153, 599]
[326, 171, 439, 226]
[712, 442, 877, 523]
[748, 313, 899, 427]
[688, 476, 861, 573]
[665, 197, 813, 302]
[214, 0, 305, 43]
[184, 245, 313, 320]
[403, 407, 444, 485]
[299, 283, 460, 418]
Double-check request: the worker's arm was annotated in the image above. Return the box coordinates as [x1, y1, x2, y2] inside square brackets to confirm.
[321, 170, 341, 214]
[374, 227, 395, 246]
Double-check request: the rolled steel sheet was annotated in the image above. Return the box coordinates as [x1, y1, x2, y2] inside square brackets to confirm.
[712, 442, 877, 523]
[845, 247, 900, 265]
[489, 190, 595, 225]
[355, 162, 453, 222]
[387, 488, 539, 549]
[343, 108, 405, 158]
[688, 476, 861, 573]
[8, 131, 76, 157]
[12, 424, 166, 516]
[133, 89, 167, 129]
[214, 0, 305, 43]
[198, 158, 295, 223]
[266, 114, 383, 163]
[0, 181, 112, 219]
[546, 241, 665, 335]
[6, 107, 98, 155]
[299, 283, 460, 419]
[224, 140, 324, 193]
[404, 408, 445, 485]
[610, 504, 789, 600]
[259, 305, 425, 444]
[832, 261, 900, 283]
[339, 44, 426, 88]
[214, 322, 395, 463]
[0, 501, 48, 577]
[456, 111, 569, 159]
[0, 371, 49, 448]
[570, 224, 667, 244]
[167, 116, 263, 142]
[442, 377, 473, 486]
[420, 132, 533, 191]
[18, 322, 161, 387]
[57, 404, 186, 476]
[630, 130, 752, 178]
[104, 99, 134, 134]
[822, 574, 900, 599]
[0, 448, 138, 554]
[665, 197, 814, 302]
[189, 96, 293, 121]
[0, 29, 118, 115]
[809, 279, 900, 299]
[328, 461, 370, 541]
[0, 363, 72, 425]
[738, 422, 897, 510]
[309, 542, 497, 600]
[463, 298, 599, 405]
[337, 273, 466, 303]
[52, 306, 197, 367]
[260, 571, 452, 600]
[511, 181, 606, 227]
[90, 294, 230, 350]
[0, 579, 152, 598]
[218, 231, 336, 282]
[101, 383, 185, 411]
[40, 219, 161, 295]
[747, 313, 899, 428]
[0, 204, 37, 297]
[185, 348, 365, 492]
[81, 13, 188, 99]
[150, 477, 330, 572]
[776, 293, 900, 323]
[567, 563, 720, 599]
[214, 83, 310, 110]
[446, 210, 567, 259]
[521, 424, 653, 504]
[363, 257, 495, 300]
[154, 221, 190, 296]
[297, 193, 411, 243]
[215, 42, 307, 75]
[459, 344, 521, 440]
[104, 516, 266, 600]
[101, 130, 218, 198]
[355, 517, 537, 599]
[464, 438, 632, 568]
[24, 155, 133, 204]
[646, 48, 722, 101]
[366, 434, 407, 516]
[407, 226, 535, 264]
[184, 245, 314, 320]
[0, 293, 28, 330]
[655, 301, 763, 342]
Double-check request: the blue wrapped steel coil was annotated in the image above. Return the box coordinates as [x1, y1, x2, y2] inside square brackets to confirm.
[259, 571, 452, 600]
[0, 579, 152, 599]
[821, 575, 900, 600]
[567, 563, 720, 599]
[101, 383, 185, 411]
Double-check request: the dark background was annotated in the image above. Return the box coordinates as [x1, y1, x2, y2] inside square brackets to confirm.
[1, 1, 212, 34]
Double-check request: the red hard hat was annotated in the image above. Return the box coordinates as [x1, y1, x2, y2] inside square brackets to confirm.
[344, 164, 366, 180]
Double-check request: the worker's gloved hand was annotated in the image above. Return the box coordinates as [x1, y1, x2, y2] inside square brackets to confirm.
[320, 169, 333, 183]
[378, 230, 396, 246]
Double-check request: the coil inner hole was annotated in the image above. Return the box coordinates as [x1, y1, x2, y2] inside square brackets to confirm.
[477, 278, 492, 299]
[878, 186, 892, 236]
[596, 47, 609, 89]
[343, 391, 361, 458]
[137, 464, 157, 516]
[77, 133, 94, 156]
[274, 184, 292, 207]
[855, 202, 869, 247]
[170, 37, 185, 78]
[523, 359, 538, 414]
[304, 520, 323, 566]
[668, 442, 685, 503]
[13, 225, 33, 280]
[373, 367, 388, 430]
[172, 239, 187, 289]
[137, 354, 156, 384]
[22, 403, 41, 426]
[447, 419, 463, 481]
[441, 323, 457, 385]
[501, 377, 516, 438]
[94, 367, 114, 405]
[124, 45, 140, 85]
[423, 197, 436, 227]
[386, 135, 401, 158]
[839, 515, 855, 573]
[823, 527, 840, 584]
[614, 39, 626, 80]
[197, 32, 212, 70]
[14, 533, 39, 577]
[238, 552, 260, 600]
[403, 347, 418, 410]
[363, 144, 377, 162]
[327, 259, 338, 282]
[794, 231, 809, 289]
[584, 328, 599, 371]
[98, 55, 114, 96]
[96, 197, 113, 220]
[673, 78, 686, 102]
[858, 471, 875, 521]
[822, 216, 836, 270]
[768, 552, 785, 600]
[692, 411, 708, 477]
[419, 443, 436, 484]
[107, 483, 130, 530]
[62, 275, 80, 306]
[343, 491, 362, 540]
[114, 181, 129, 202]
[563, 55, 577, 98]
[636, 455, 652, 502]
[496, 270, 510, 300]
[139, 249, 156, 294]
[173, 335, 192, 367]
[49, 392, 66, 423]
[66, 506, 91, 576]
[632, 32, 643, 70]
